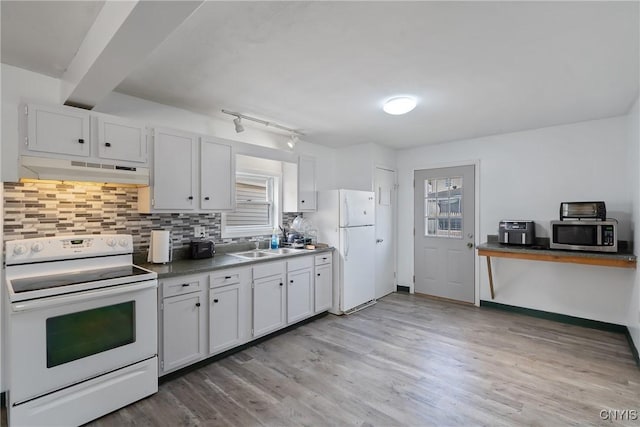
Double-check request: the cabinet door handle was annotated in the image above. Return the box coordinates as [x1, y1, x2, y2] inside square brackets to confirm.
[188, 196, 194, 200]
[105, 142, 111, 147]
[279, 282, 283, 287]
[213, 299, 219, 303]
[301, 200, 305, 203]
[181, 284, 190, 287]
[78, 139, 85, 144]
[204, 196, 210, 201]
[290, 280, 294, 284]
[195, 302, 201, 307]
[317, 273, 320, 276]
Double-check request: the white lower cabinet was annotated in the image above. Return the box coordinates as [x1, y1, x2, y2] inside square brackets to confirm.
[160, 275, 207, 374]
[252, 261, 286, 338]
[158, 251, 333, 376]
[209, 267, 251, 355]
[314, 253, 333, 313]
[287, 256, 314, 324]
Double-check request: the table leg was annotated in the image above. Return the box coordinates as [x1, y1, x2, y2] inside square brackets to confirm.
[486, 256, 495, 299]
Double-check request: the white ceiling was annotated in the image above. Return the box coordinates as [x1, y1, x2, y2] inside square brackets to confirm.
[2, 1, 638, 149]
[1, 1, 104, 78]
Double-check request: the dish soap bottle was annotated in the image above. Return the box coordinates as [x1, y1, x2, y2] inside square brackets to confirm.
[271, 228, 279, 249]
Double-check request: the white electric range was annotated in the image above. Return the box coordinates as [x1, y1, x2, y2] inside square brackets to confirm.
[4, 234, 158, 426]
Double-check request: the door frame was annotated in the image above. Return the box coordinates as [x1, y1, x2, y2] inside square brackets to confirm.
[374, 164, 398, 293]
[412, 159, 480, 306]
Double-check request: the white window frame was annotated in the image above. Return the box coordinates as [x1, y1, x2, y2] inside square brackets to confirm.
[222, 171, 280, 238]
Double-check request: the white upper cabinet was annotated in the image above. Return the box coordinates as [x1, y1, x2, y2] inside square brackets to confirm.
[283, 155, 317, 212]
[200, 137, 235, 211]
[26, 104, 90, 157]
[150, 128, 198, 210]
[96, 116, 147, 163]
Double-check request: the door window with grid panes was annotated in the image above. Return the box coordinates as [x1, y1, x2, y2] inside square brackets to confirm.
[425, 176, 463, 238]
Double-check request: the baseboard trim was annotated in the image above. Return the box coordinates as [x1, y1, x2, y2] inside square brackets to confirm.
[480, 300, 639, 368]
[624, 328, 640, 368]
[480, 300, 626, 333]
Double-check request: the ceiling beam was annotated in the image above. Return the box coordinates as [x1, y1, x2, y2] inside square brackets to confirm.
[61, 0, 203, 109]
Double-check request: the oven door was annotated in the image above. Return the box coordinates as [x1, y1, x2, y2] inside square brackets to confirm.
[9, 280, 157, 404]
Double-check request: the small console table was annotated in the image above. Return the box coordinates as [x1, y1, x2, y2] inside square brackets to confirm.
[477, 242, 637, 299]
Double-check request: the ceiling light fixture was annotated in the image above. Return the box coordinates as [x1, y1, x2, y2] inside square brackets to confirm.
[287, 134, 299, 150]
[222, 109, 303, 138]
[383, 96, 417, 115]
[233, 116, 244, 133]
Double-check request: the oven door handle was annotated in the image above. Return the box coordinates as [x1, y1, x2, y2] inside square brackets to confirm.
[12, 280, 158, 313]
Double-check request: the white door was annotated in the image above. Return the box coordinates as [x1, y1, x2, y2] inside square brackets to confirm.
[200, 138, 235, 211]
[375, 167, 396, 299]
[97, 117, 147, 163]
[153, 128, 197, 210]
[162, 291, 205, 372]
[341, 225, 375, 311]
[287, 268, 313, 323]
[253, 274, 286, 337]
[27, 104, 90, 157]
[339, 190, 375, 227]
[414, 165, 475, 303]
[209, 283, 241, 354]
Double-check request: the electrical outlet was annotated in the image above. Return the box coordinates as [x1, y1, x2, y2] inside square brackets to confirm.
[193, 226, 206, 238]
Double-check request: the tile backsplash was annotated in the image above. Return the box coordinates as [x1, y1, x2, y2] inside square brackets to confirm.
[3, 181, 301, 254]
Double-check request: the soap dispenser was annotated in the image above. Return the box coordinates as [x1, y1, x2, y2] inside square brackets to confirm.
[271, 228, 279, 249]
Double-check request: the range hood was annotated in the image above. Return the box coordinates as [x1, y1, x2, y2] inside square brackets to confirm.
[20, 156, 150, 186]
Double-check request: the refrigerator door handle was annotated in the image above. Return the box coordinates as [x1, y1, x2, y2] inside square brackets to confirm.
[344, 196, 350, 227]
[344, 228, 350, 258]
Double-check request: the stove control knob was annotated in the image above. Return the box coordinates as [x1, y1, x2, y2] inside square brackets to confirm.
[106, 238, 117, 247]
[13, 244, 27, 255]
[118, 238, 128, 247]
[31, 242, 44, 253]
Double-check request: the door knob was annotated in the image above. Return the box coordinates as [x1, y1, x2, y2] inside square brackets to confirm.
[467, 242, 474, 249]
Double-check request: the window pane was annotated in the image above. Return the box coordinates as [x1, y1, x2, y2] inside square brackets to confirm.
[423, 175, 463, 238]
[226, 202, 271, 226]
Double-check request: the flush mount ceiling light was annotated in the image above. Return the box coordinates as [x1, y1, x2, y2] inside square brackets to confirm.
[233, 116, 244, 133]
[383, 96, 417, 115]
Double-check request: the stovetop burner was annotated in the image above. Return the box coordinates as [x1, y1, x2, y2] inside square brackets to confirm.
[11, 265, 151, 294]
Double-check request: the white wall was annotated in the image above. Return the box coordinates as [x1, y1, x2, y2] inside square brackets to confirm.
[397, 116, 634, 324]
[627, 97, 640, 350]
[336, 142, 397, 191]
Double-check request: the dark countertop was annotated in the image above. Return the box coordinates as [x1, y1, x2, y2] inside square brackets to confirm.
[138, 247, 334, 279]
[477, 241, 637, 262]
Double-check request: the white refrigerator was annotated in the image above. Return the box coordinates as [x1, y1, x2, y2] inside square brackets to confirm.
[307, 189, 376, 314]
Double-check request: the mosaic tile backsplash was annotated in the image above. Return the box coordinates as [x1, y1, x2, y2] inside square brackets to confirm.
[3, 181, 301, 255]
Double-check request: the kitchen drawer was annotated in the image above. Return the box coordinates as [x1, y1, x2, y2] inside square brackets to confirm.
[161, 276, 205, 298]
[314, 253, 332, 266]
[287, 255, 313, 272]
[253, 261, 286, 280]
[210, 270, 241, 289]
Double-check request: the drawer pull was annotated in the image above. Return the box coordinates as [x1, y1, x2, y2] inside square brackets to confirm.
[213, 299, 219, 303]
[181, 284, 190, 287]
[225, 276, 232, 279]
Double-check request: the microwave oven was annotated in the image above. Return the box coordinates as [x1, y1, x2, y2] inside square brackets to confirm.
[550, 220, 617, 252]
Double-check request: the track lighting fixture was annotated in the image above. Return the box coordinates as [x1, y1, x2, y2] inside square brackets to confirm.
[287, 134, 299, 150]
[222, 109, 303, 141]
[233, 116, 244, 133]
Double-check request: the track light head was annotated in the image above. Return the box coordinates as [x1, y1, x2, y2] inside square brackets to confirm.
[233, 117, 244, 133]
[287, 134, 299, 150]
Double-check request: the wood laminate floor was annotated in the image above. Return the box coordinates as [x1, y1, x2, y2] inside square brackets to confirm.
[13, 293, 640, 426]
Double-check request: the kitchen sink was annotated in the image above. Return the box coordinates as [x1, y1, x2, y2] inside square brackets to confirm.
[260, 248, 305, 255]
[229, 251, 277, 259]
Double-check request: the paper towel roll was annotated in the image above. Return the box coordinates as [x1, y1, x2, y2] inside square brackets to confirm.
[149, 230, 171, 263]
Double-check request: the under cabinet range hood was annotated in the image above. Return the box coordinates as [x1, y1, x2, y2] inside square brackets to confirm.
[20, 155, 150, 186]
